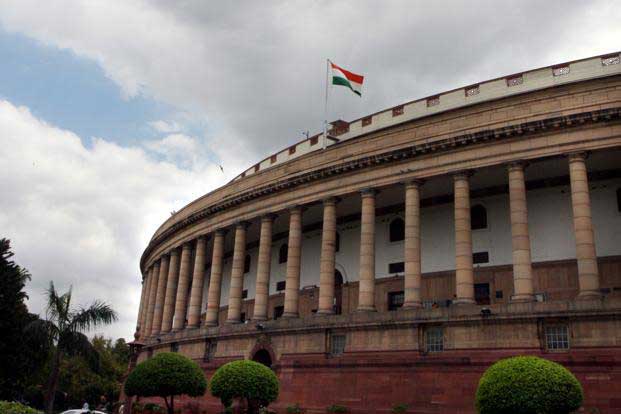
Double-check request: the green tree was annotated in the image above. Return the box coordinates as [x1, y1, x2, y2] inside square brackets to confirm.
[209, 360, 279, 414]
[0, 238, 49, 401]
[28, 282, 117, 414]
[124, 352, 207, 414]
[475, 356, 583, 414]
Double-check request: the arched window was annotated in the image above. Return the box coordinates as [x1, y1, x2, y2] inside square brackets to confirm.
[335, 232, 341, 253]
[244, 254, 251, 273]
[471, 204, 488, 230]
[279, 244, 288, 264]
[389, 218, 405, 242]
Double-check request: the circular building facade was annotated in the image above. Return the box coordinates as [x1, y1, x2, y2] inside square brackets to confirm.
[132, 53, 621, 413]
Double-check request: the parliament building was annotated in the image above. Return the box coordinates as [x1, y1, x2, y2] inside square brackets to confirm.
[131, 53, 621, 413]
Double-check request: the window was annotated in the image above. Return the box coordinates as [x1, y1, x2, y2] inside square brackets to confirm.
[388, 291, 404, 311]
[270, 154, 277, 164]
[335, 232, 341, 253]
[388, 262, 405, 274]
[331, 334, 346, 356]
[471, 204, 487, 230]
[506, 74, 523, 87]
[276, 281, 286, 292]
[279, 244, 288, 264]
[545, 325, 569, 350]
[244, 255, 251, 273]
[617, 188, 621, 212]
[310, 136, 319, 145]
[473, 251, 489, 264]
[392, 105, 404, 117]
[389, 218, 405, 242]
[495, 290, 503, 299]
[426, 96, 440, 107]
[203, 340, 217, 362]
[289, 146, 296, 155]
[171, 342, 179, 353]
[602, 54, 620, 66]
[425, 327, 444, 353]
[254, 165, 259, 172]
[273, 305, 284, 320]
[362, 116, 372, 126]
[242, 289, 248, 299]
[465, 84, 480, 97]
[552, 65, 570, 77]
[240, 312, 246, 322]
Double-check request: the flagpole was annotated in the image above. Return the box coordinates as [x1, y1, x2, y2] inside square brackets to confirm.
[323, 59, 330, 150]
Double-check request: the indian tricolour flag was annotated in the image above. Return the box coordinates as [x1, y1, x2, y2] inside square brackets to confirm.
[331, 61, 364, 96]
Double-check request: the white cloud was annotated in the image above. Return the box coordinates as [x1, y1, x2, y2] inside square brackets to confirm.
[0, 99, 233, 339]
[150, 120, 182, 134]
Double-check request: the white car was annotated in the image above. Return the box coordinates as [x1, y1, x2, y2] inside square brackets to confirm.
[60, 410, 106, 414]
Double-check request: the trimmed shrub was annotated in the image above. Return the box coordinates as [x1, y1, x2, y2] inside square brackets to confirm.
[327, 405, 348, 414]
[0, 401, 43, 414]
[391, 404, 408, 414]
[124, 353, 207, 414]
[209, 360, 279, 412]
[286, 403, 304, 414]
[475, 356, 583, 414]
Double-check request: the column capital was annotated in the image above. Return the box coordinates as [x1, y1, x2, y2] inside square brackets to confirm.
[360, 188, 378, 197]
[288, 204, 306, 214]
[214, 228, 227, 237]
[453, 170, 474, 181]
[181, 241, 192, 250]
[403, 178, 425, 188]
[261, 213, 278, 222]
[567, 151, 589, 163]
[323, 196, 341, 205]
[506, 160, 529, 171]
[234, 220, 251, 230]
[196, 234, 209, 243]
[169, 247, 180, 257]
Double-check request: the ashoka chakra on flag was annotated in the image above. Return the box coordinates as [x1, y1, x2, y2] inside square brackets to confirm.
[331, 62, 364, 96]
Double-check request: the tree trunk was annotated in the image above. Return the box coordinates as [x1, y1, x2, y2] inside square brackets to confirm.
[44, 349, 63, 414]
[169, 396, 174, 414]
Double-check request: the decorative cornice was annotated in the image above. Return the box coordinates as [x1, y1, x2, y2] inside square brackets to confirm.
[141, 106, 621, 269]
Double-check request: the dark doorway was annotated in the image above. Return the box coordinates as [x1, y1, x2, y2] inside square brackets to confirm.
[252, 349, 272, 368]
[474, 283, 491, 305]
[334, 270, 343, 314]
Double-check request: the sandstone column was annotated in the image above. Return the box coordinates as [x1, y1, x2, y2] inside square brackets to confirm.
[227, 222, 248, 323]
[136, 270, 149, 338]
[205, 230, 225, 327]
[508, 162, 535, 302]
[453, 172, 475, 305]
[160, 248, 180, 333]
[254, 215, 275, 321]
[172, 242, 193, 331]
[358, 189, 377, 312]
[318, 198, 338, 314]
[568, 152, 601, 299]
[283, 206, 303, 318]
[403, 180, 423, 308]
[187, 236, 208, 328]
[151, 254, 170, 335]
[144, 261, 160, 338]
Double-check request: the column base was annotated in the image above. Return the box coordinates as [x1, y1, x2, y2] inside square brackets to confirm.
[203, 321, 218, 327]
[576, 290, 603, 300]
[316, 309, 334, 315]
[282, 312, 299, 318]
[510, 294, 535, 303]
[356, 306, 377, 312]
[185, 323, 200, 329]
[252, 316, 268, 322]
[402, 302, 423, 309]
[453, 298, 476, 305]
[226, 319, 242, 324]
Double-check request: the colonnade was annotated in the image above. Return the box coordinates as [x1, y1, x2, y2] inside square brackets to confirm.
[135, 153, 602, 339]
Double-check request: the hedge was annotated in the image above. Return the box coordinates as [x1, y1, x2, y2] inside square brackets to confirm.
[209, 360, 279, 409]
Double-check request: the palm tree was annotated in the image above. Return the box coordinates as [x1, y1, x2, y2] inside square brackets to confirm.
[28, 282, 118, 414]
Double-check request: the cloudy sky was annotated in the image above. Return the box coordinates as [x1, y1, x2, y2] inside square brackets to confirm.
[1, 0, 619, 340]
